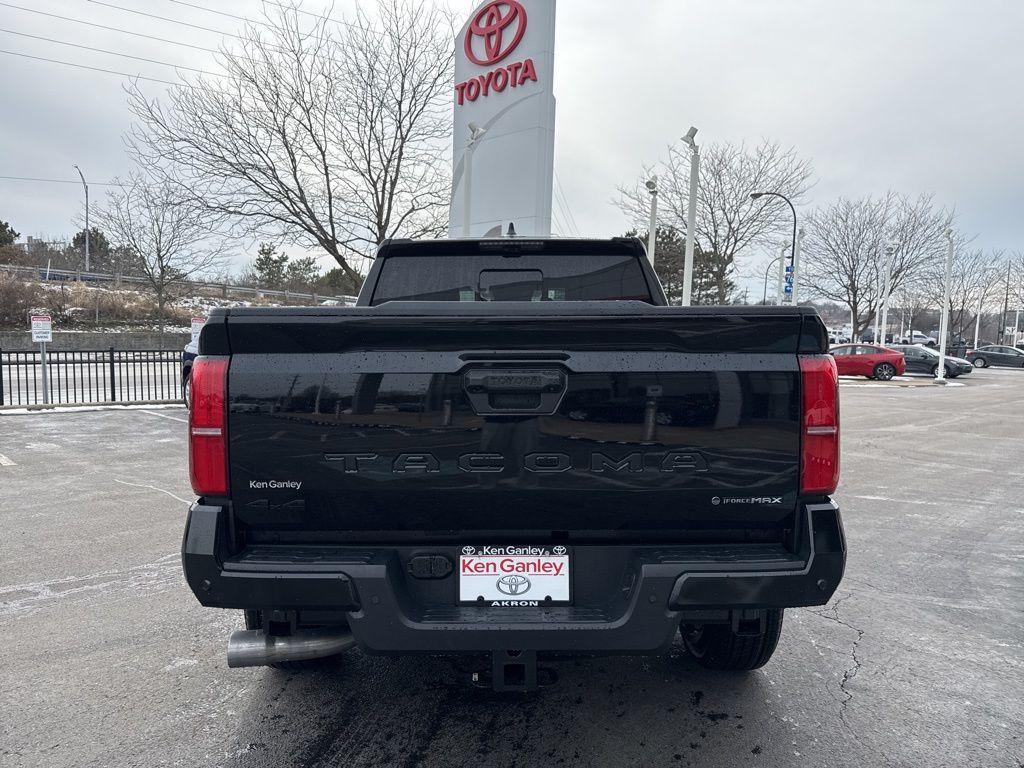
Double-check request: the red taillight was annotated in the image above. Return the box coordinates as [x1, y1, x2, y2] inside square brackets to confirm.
[189, 356, 229, 496]
[799, 355, 840, 496]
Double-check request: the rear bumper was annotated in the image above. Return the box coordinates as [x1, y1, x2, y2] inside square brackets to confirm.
[182, 502, 845, 654]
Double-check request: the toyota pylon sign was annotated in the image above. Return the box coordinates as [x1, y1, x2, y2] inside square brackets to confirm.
[449, 0, 557, 238]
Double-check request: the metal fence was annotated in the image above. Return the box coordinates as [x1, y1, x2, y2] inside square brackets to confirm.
[0, 263, 358, 306]
[0, 348, 183, 406]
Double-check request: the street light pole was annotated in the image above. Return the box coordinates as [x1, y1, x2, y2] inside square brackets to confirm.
[73, 164, 90, 272]
[750, 191, 797, 303]
[681, 126, 699, 306]
[878, 245, 894, 345]
[461, 123, 487, 238]
[936, 230, 955, 382]
[1001, 261, 1012, 344]
[763, 254, 781, 304]
[974, 291, 985, 350]
[776, 242, 788, 306]
[791, 227, 805, 305]
[973, 266, 996, 349]
[645, 177, 658, 269]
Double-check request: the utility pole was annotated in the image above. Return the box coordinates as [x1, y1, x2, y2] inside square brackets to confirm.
[73, 165, 90, 272]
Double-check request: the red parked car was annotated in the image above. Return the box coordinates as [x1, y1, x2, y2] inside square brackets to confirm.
[830, 344, 906, 380]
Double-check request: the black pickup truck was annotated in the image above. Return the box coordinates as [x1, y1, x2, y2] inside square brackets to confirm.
[183, 237, 844, 690]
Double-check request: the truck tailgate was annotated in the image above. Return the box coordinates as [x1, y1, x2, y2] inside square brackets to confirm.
[221, 304, 824, 538]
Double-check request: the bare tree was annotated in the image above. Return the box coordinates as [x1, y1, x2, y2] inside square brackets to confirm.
[915, 248, 1006, 339]
[801, 193, 954, 340]
[618, 140, 814, 303]
[95, 174, 228, 333]
[127, 0, 453, 285]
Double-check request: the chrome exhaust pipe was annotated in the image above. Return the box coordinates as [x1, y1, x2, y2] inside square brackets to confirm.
[227, 626, 356, 668]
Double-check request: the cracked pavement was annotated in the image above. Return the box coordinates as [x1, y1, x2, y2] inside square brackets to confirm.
[1, 368, 1022, 767]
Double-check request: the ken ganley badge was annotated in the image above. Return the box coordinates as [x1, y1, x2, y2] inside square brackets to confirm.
[458, 545, 570, 606]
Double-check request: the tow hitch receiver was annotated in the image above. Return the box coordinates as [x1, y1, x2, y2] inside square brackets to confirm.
[493, 649, 536, 691]
[472, 650, 548, 691]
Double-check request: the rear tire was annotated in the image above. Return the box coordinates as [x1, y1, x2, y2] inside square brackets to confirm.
[242, 610, 348, 671]
[681, 610, 784, 671]
[973, 358, 987, 368]
[873, 363, 896, 381]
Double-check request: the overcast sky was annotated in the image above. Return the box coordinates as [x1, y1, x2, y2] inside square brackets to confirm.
[1, 0, 1022, 284]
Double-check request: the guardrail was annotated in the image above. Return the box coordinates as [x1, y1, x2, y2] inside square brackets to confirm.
[1, 348, 183, 407]
[0, 263, 359, 305]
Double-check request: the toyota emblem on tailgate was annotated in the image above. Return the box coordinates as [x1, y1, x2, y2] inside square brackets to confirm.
[496, 574, 531, 596]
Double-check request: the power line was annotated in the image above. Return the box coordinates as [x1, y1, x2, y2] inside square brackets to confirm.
[0, 49, 189, 87]
[553, 171, 580, 236]
[83, 0, 240, 40]
[0, 2, 224, 56]
[0, 28, 220, 76]
[163, 0, 363, 34]
[553, 171, 582, 236]
[551, 191, 573, 238]
[0, 175, 120, 186]
[260, 0, 362, 28]
[81, 0, 351, 64]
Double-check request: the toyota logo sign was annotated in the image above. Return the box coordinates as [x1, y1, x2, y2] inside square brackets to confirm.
[465, 1, 527, 66]
[496, 574, 532, 596]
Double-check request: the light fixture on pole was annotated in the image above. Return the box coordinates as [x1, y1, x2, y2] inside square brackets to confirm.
[681, 126, 699, 306]
[751, 191, 798, 304]
[776, 241, 789, 306]
[461, 123, 487, 238]
[791, 227, 805, 306]
[936, 229, 955, 382]
[878, 245, 895, 345]
[73, 164, 90, 272]
[645, 177, 658, 269]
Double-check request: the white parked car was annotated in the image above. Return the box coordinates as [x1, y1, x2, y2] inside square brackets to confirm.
[900, 330, 935, 346]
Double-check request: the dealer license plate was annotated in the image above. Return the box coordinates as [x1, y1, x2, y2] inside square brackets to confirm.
[458, 545, 571, 606]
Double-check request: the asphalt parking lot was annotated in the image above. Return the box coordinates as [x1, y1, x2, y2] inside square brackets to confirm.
[1, 368, 1022, 768]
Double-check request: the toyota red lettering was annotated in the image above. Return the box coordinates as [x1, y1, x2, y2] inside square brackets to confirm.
[456, 1, 539, 105]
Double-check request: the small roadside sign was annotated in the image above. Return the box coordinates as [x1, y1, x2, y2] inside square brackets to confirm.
[190, 317, 206, 344]
[31, 314, 53, 343]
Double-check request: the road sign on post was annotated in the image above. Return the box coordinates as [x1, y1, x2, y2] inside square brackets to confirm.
[31, 314, 52, 343]
[190, 317, 206, 346]
[30, 314, 53, 405]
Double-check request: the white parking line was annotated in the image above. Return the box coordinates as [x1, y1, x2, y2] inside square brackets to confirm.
[113, 479, 191, 504]
[142, 410, 188, 424]
[0, 453, 15, 466]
